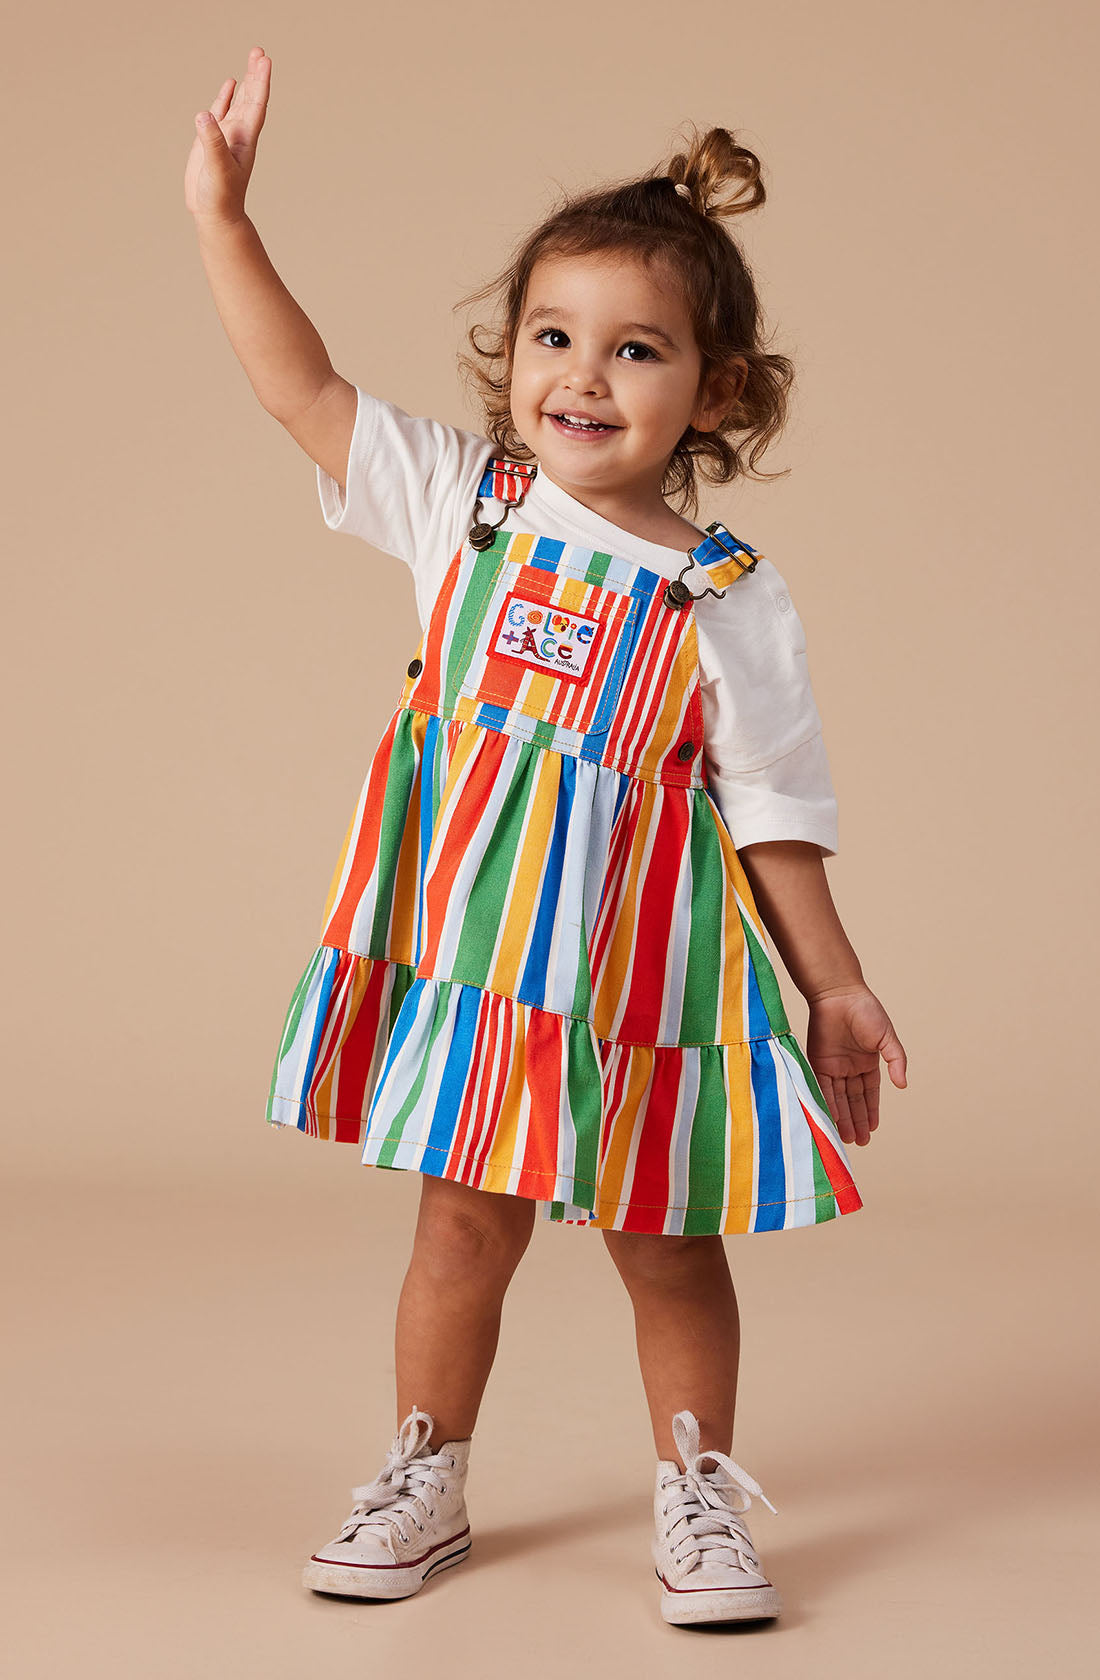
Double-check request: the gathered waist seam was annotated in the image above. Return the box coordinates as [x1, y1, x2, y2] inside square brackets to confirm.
[394, 701, 706, 790]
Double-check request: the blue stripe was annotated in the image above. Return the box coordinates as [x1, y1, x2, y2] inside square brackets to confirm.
[519, 755, 576, 1005]
[692, 523, 760, 572]
[289, 947, 341, 1129]
[744, 942, 773, 1040]
[415, 714, 441, 967]
[366, 975, 428, 1116]
[612, 769, 632, 822]
[424, 984, 484, 1157]
[532, 536, 565, 565]
[631, 566, 662, 595]
[749, 1044, 787, 1230]
[473, 700, 510, 730]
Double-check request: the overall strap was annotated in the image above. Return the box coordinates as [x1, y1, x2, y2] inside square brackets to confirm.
[663, 522, 763, 608]
[465, 457, 762, 600]
[468, 456, 539, 550]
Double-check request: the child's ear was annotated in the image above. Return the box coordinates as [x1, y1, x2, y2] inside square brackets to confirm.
[692, 358, 748, 434]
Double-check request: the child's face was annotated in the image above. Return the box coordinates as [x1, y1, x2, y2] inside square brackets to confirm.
[509, 251, 732, 503]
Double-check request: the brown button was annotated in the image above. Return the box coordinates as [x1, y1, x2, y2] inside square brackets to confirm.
[407, 657, 423, 678]
[677, 740, 695, 761]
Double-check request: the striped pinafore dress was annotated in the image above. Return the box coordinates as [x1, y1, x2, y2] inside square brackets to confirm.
[265, 456, 863, 1234]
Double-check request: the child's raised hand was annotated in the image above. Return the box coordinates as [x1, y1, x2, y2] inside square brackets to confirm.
[184, 46, 271, 227]
[804, 986, 908, 1147]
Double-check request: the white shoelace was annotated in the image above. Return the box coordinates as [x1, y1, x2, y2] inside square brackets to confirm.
[338, 1406, 457, 1548]
[660, 1409, 778, 1574]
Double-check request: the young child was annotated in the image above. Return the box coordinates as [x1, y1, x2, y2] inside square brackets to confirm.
[188, 48, 908, 1628]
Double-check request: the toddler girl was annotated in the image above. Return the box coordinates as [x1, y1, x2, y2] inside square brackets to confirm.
[187, 47, 908, 1628]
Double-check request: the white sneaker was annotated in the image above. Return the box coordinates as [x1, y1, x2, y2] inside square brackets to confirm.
[653, 1409, 782, 1625]
[303, 1406, 473, 1599]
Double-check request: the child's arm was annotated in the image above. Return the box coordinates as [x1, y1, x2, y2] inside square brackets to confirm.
[737, 840, 908, 1147]
[184, 47, 355, 487]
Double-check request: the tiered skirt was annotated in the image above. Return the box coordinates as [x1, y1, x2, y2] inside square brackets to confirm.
[265, 704, 863, 1234]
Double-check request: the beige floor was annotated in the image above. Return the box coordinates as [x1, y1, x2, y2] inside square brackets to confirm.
[6, 1160, 1096, 1679]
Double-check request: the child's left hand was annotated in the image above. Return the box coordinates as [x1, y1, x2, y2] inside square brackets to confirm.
[804, 986, 908, 1146]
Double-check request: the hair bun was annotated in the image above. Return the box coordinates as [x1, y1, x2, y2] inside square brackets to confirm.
[665, 124, 765, 222]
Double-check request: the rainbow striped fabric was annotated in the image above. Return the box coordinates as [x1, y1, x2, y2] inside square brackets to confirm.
[265, 460, 863, 1233]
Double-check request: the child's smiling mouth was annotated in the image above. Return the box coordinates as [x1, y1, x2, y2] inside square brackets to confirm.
[545, 411, 622, 439]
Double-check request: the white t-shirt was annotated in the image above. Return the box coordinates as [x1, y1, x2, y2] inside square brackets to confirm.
[314, 385, 839, 857]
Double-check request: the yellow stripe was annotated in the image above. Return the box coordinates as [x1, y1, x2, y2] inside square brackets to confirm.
[320, 806, 358, 939]
[635, 630, 700, 779]
[388, 712, 429, 964]
[592, 791, 657, 1038]
[595, 1048, 655, 1214]
[722, 1045, 757, 1234]
[490, 754, 560, 995]
[509, 532, 537, 566]
[705, 550, 763, 591]
[707, 810, 752, 1042]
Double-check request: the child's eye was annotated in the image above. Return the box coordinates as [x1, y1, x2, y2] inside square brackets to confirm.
[532, 327, 659, 361]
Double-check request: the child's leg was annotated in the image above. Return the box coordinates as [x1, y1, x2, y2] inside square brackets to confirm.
[394, 1174, 536, 1450]
[601, 1232, 739, 1464]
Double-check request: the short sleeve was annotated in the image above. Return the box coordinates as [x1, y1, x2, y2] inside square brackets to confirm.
[315, 384, 493, 629]
[695, 558, 839, 857]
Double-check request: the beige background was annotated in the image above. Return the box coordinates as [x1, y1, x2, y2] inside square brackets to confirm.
[5, 0, 1098, 1673]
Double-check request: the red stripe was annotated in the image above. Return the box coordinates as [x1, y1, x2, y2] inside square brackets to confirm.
[804, 1105, 864, 1214]
[447, 987, 497, 1178]
[617, 795, 690, 1041]
[515, 1010, 563, 1197]
[620, 1049, 681, 1232]
[323, 710, 404, 947]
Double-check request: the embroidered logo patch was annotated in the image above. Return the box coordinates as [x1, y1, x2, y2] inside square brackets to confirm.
[489, 592, 602, 682]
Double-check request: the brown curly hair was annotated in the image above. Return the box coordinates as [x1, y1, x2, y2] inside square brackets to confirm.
[453, 123, 796, 518]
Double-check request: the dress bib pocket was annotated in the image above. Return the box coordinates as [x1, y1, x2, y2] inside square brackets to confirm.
[456, 554, 641, 737]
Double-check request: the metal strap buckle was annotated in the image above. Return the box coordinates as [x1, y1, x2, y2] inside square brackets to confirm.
[704, 523, 760, 576]
[468, 497, 509, 550]
[662, 524, 759, 609]
[468, 460, 538, 550]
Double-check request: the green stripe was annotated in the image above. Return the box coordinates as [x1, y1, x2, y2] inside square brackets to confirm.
[530, 718, 559, 750]
[442, 541, 507, 708]
[375, 996, 453, 1166]
[682, 1049, 728, 1233]
[369, 714, 420, 952]
[780, 1030, 828, 1112]
[739, 911, 791, 1034]
[564, 1020, 601, 1195]
[583, 551, 613, 585]
[452, 763, 530, 980]
[265, 945, 329, 1117]
[780, 1031, 839, 1224]
[679, 800, 723, 1041]
[388, 961, 418, 1027]
[571, 922, 592, 1017]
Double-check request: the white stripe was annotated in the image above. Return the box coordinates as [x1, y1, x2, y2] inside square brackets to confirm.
[665, 1052, 699, 1234]
[769, 1037, 817, 1216]
[603, 795, 662, 1041]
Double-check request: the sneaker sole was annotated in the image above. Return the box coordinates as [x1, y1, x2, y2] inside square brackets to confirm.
[657, 1568, 782, 1625]
[304, 1530, 472, 1600]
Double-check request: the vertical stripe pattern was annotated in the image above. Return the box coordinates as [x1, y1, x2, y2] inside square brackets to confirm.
[265, 459, 863, 1233]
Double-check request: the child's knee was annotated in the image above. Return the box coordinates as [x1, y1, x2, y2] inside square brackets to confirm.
[602, 1229, 723, 1289]
[414, 1175, 534, 1277]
